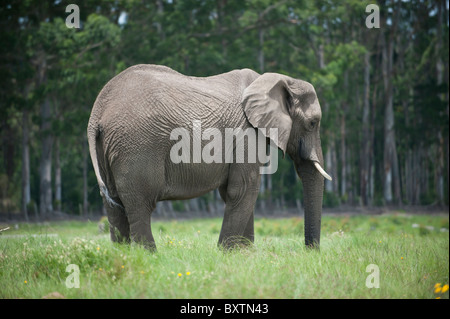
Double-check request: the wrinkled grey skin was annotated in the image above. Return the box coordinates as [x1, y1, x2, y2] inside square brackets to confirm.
[88, 64, 328, 251]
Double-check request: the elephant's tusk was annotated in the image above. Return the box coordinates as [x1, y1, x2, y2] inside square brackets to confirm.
[314, 162, 332, 181]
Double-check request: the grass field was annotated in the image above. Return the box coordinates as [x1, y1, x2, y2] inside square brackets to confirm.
[0, 213, 448, 299]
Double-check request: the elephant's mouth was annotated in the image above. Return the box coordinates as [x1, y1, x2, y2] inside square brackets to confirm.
[313, 161, 332, 181]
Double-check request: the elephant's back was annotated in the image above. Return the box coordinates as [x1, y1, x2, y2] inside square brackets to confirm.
[93, 64, 259, 163]
[103, 64, 259, 111]
[97, 65, 257, 133]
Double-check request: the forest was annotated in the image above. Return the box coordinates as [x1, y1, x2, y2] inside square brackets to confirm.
[0, 0, 448, 220]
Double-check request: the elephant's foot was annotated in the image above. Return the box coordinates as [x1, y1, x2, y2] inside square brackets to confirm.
[218, 235, 253, 251]
[133, 238, 157, 252]
[218, 215, 255, 250]
[128, 214, 157, 252]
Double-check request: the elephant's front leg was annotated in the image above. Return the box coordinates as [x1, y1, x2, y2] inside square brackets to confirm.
[218, 164, 260, 249]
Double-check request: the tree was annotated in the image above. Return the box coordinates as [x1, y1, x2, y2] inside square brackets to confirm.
[380, 0, 401, 205]
[0, 0, 448, 220]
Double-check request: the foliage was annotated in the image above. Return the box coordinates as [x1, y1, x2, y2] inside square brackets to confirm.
[0, 0, 448, 218]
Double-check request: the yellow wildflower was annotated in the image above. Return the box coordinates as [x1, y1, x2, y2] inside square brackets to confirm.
[441, 284, 449, 293]
[434, 283, 442, 294]
[177, 273, 182, 277]
[186, 272, 191, 276]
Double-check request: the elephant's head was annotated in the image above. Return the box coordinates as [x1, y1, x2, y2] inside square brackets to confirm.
[242, 73, 331, 248]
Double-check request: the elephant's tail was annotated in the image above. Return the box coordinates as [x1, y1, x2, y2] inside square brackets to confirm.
[87, 120, 123, 209]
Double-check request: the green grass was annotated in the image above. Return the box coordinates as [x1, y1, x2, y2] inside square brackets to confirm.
[0, 214, 448, 299]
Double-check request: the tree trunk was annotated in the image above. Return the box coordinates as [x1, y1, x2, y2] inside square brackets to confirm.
[190, 198, 200, 212]
[360, 51, 371, 206]
[329, 138, 338, 194]
[405, 149, 413, 204]
[155, 0, 165, 41]
[1, 119, 15, 218]
[446, 0, 450, 205]
[340, 108, 347, 200]
[318, 44, 325, 69]
[436, 134, 445, 205]
[369, 45, 381, 206]
[346, 147, 354, 204]
[435, 0, 445, 205]
[258, 24, 265, 74]
[39, 97, 53, 218]
[381, 29, 401, 205]
[36, 52, 53, 218]
[54, 137, 62, 213]
[21, 109, 30, 220]
[340, 70, 349, 201]
[82, 136, 89, 216]
[318, 42, 335, 194]
[412, 144, 422, 204]
[216, 0, 227, 56]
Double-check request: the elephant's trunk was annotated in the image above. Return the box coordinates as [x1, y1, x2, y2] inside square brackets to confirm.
[296, 157, 325, 249]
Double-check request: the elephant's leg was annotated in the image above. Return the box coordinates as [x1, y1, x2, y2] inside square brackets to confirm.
[103, 198, 130, 244]
[113, 157, 161, 251]
[122, 197, 157, 251]
[243, 211, 255, 242]
[129, 214, 156, 251]
[218, 164, 260, 249]
[218, 183, 228, 202]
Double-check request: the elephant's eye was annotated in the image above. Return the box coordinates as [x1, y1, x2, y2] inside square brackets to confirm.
[310, 121, 317, 129]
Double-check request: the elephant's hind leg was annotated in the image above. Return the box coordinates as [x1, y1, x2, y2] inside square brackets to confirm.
[124, 198, 157, 251]
[103, 197, 130, 244]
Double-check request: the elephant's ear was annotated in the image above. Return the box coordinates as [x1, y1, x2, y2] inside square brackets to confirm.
[242, 73, 295, 155]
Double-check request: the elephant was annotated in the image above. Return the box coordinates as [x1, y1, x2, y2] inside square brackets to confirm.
[87, 64, 331, 251]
